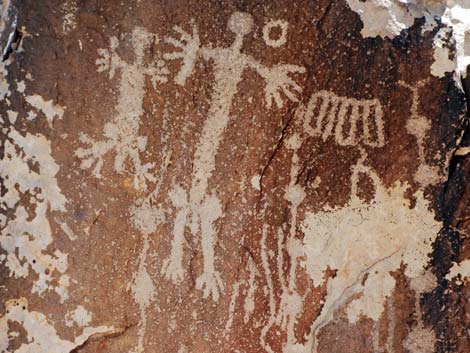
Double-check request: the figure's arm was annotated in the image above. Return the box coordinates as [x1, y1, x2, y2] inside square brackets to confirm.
[249, 60, 306, 109]
[163, 22, 201, 86]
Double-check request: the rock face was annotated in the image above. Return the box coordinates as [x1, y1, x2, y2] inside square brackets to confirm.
[1, 1, 469, 352]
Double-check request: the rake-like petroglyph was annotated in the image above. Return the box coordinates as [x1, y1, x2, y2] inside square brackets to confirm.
[302, 90, 385, 147]
[163, 12, 305, 301]
[75, 27, 169, 191]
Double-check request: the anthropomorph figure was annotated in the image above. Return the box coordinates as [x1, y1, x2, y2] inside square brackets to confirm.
[162, 12, 305, 301]
[75, 27, 169, 191]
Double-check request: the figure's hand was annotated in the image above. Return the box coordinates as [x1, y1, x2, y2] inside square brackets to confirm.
[161, 255, 185, 283]
[259, 64, 305, 109]
[75, 132, 112, 178]
[146, 59, 170, 89]
[163, 22, 200, 86]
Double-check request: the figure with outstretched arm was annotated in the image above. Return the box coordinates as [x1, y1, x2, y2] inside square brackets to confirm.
[75, 28, 168, 192]
[162, 12, 305, 301]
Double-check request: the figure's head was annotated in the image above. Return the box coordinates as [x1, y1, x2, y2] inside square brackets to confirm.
[132, 27, 155, 49]
[228, 12, 253, 36]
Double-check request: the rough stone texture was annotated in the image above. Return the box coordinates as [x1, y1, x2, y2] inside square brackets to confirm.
[0, 1, 469, 353]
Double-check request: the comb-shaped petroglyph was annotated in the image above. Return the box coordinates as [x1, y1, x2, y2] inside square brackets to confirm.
[162, 12, 305, 301]
[75, 27, 169, 191]
[302, 90, 385, 147]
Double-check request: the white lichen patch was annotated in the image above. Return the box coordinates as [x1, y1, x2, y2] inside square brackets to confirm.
[431, 27, 456, 77]
[0, 316, 8, 353]
[1, 129, 66, 210]
[0, 298, 115, 353]
[345, 0, 470, 83]
[301, 157, 441, 348]
[446, 259, 470, 282]
[0, 128, 69, 301]
[65, 305, 92, 327]
[440, 1, 470, 80]
[25, 94, 65, 124]
[6, 110, 17, 124]
[75, 27, 168, 191]
[345, 0, 445, 39]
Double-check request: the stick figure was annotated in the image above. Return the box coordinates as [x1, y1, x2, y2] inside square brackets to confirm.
[163, 12, 305, 301]
[75, 27, 169, 191]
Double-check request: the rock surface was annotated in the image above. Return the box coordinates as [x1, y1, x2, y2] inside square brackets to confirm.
[0, 1, 469, 352]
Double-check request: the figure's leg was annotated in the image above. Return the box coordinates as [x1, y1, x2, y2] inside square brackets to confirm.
[195, 194, 224, 301]
[162, 186, 189, 283]
[161, 206, 189, 282]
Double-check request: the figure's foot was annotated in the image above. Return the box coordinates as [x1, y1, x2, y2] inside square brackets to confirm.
[195, 271, 224, 302]
[161, 255, 184, 283]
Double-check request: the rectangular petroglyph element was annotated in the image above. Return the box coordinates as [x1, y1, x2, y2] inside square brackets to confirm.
[302, 90, 385, 147]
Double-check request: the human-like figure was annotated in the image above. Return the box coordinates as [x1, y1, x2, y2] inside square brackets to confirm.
[75, 27, 169, 191]
[163, 12, 305, 301]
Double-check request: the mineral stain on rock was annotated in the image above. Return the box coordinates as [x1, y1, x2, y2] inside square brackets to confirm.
[0, 1, 469, 353]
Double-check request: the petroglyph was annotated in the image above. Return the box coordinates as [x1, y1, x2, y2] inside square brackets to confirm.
[302, 90, 385, 147]
[243, 257, 260, 324]
[259, 132, 309, 353]
[225, 281, 242, 335]
[263, 19, 288, 48]
[129, 149, 171, 353]
[161, 185, 190, 283]
[399, 80, 441, 185]
[164, 12, 305, 301]
[130, 193, 165, 353]
[75, 27, 169, 191]
[3, 1, 466, 352]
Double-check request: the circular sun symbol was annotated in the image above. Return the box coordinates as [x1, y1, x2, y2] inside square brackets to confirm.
[262, 19, 288, 48]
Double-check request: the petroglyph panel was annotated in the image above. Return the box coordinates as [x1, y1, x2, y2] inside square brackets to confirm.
[1, 1, 469, 353]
